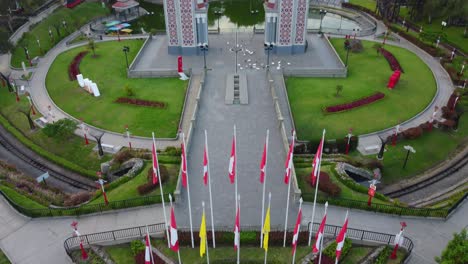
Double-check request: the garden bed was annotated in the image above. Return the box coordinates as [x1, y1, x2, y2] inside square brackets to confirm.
[379, 48, 404, 72]
[325, 92, 385, 113]
[68, 51, 88, 80]
[115, 97, 166, 108]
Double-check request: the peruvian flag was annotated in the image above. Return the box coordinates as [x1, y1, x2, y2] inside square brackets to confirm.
[203, 145, 208, 186]
[311, 137, 324, 186]
[145, 232, 152, 264]
[234, 205, 240, 251]
[151, 142, 159, 185]
[228, 135, 236, 184]
[291, 207, 302, 255]
[259, 139, 267, 183]
[335, 213, 349, 261]
[284, 132, 295, 184]
[170, 207, 179, 252]
[312, 212, 327, 253]
[181, 141, 187, 188]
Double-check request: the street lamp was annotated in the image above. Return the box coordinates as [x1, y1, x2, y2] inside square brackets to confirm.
[251, 9, 259, 31]
[214, 9, 223, 33]
[122, 46, 130, 69]
[228, 28, 242, 73]
[436, 36, 440, 48]
[264, 42, 274, 70]
[62, 20, 68, 32]
[198, 42, 208, 71]
[353, 28, 360, 39]
[344, 39, 351, 67]
[318, 9, 327, 36]
[402, 145, 416, 169]
[441, 21, 447, 31]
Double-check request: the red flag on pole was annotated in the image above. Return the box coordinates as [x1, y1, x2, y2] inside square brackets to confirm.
[228, 135, 236, 184]
[335, 212, 349, 261]
[170, 207, 179, 252]
[311, 137, 324, 186]
[312, 212, 327, 253]
[203, 145, 208, 186]
[151, 142, 159, 185]
[145, 232, 152, 264]
[284, 132, 295, 184]
[234, 205, 240, 251]
[291, 207, 302, 255]
[181, 141, 187, 188]
[260, 139, 267, 183]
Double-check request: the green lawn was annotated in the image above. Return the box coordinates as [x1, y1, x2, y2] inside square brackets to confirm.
[46, 40, 187, 137]
[349, 0, 376, 11]
[0, 88, 110, 176]
[0, 248, 11, 264]
[341, 246, 374, 264]
[106, 245, 134, 264]
[0, 185, 47, 209]
[287, 39, 436, 141]
[11, 2, 109, 68]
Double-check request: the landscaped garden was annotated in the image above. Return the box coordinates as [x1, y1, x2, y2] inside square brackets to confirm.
[10, 2, 109, 68]
[287, 38, 436, 141]
[46, 40, 187, 138]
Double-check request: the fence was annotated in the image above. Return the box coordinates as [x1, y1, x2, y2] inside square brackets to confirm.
[63, 222, 414, 262]
[0, 189, 171, 218]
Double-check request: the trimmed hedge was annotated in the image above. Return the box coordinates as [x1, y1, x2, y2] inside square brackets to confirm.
[324, 92, 385, 113]
[374, 246, 392, 264]
[323, 238, 352, 259]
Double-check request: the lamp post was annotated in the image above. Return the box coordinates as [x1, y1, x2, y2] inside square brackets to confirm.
[214, 10, 223, 33]
[344, 39, 351, 67]
[264, 42, 274, 70]
[23, 46, 31, 66]
[441, 21, 447, 31]
[122, 46, 130, 69]
[198, 43, 208, 71]
[251, 9, 259, 31]
[402, 145, 416, 169]
[390, 222, 407, 259]
[345, 128, 353, 155]
[62, 20, 68, 33]
[318, 9, 327, 36]
[436, 36, 440, 48]
[460, 63, 465, 75]
[228, 27, 242, 73]
[125, 124, 132, 149]
[353, 28, 360, 39]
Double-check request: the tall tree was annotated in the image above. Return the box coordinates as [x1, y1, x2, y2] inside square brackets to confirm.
[435, 229, 468, 264]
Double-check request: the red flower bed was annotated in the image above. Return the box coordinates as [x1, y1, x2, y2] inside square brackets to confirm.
[325, 92, 385, 113]
[379, 48, 404, 73]
[115, 97, 166, 108]
[68, 51, 88, 81]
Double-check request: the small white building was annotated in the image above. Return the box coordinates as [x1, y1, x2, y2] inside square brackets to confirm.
[112, 0, 140, 22]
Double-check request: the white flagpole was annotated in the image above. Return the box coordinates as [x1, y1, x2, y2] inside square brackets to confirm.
[308, 129, 326, 246]
[169, 195, 181, 264]
[205, 130, 216, 248]
[335, 210, 349, 264]
[264, 192, 271, 264]
[292, 198, 303, 264]
[234, 125, 238, 213]
[237, 194, 240, 264]
[203, 201, 210, 264]
[146, 225, 155, 264]
[318, 202, 329, 264]
[182, 132, 195, 248]
[283, 131, 295, 247]
[260, 130, 269, 248]
[152, 132, 170, 248]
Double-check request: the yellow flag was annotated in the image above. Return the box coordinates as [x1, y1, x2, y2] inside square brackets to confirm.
[262, 206, 271, 252]
[200, 211, 207, 257]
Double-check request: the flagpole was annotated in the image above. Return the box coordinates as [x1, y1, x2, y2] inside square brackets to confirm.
[205, 130, 216, 248]
[318, 202, 328, 264]
[260, 130, 269, 248]
[237, 194, 240, 264]
[234, 125, 238, 213]
[283, 131, 295, 247]
[264, 192, 271, 264]
[152, 132, 170, 248]
[146, 225, 155, 264]
[308, 129, 326, 246]
[335, 210, 349, 264]
[203, 201, 210, 264]
[292, 198, 303, 264]
[169, 195, 182, 264]
[182, 133, 195, 248]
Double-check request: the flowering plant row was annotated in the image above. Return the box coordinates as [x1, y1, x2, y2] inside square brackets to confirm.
[379, 48, 404, 73]
[114, 97, 166, 108]
[68, 51, 88, 81]
[325, 92, 385, 113]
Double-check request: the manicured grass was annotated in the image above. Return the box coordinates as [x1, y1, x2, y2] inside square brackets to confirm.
[0, 248, 11, 264]
[287, 39, 436, 141]
[341, 246, 373, 264]
[11, 2, 109, 68]
[0, 185, 47, 209]
[349, 0, 376, 11]
[157, 244, 311, 263]
[380, 114, 468, 184]
[0, 88, 110, 176]
[106, 245, 134, 264]
[46, 40, 187, 137]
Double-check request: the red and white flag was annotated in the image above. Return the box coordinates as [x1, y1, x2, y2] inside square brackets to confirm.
[284, 132, 295, 184]
[311, 136, 324, 186]
[228, 135, 236, 184]
[234, 205, 240, 251]
[145, 232, 152, 264]
[259, 138, 267, 183]
[203, 145, 208, 186]
[291, 207, 302, 255]
[170, 207, 179, 252]
[312, 212, 327, 253]
[151, 142, 159, 185]
[335, 212, 349, 261]
[180, 141, 187, 188]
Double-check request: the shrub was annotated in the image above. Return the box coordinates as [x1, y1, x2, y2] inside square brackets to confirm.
[375, 246, 392, 264]
[137, 182, 157, 195]
[325, 92, 385, 113]
[147, 165, 169, 184]
[134, 251, 163, 264]
[164, 146, 182, 156]
[124, 85, 134, 97]
[310, 172, 341, 197]
[130, 240, 145, 256]
[114, 97, 166, 108]
[401, 126, 423, 140]
[42, 118, 77, 139]
[349, 39, 364, 53]
[64, 191, 91, 207]
[323, 238, 352, 259]
[114, 149, 134, 164]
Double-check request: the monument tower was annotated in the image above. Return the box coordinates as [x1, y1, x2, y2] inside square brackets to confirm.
[264, 0, 310, 54]
[163, 0, 209, 55]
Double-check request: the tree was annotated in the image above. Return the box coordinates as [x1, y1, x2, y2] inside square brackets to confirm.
[435, 229, 468, 264]
[91, 132, 105, 157]
[42, 118, 77, 139]
[377, 136, 388, 160]
[87, 39, 96, 57]
[335, 85, 343, 97]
